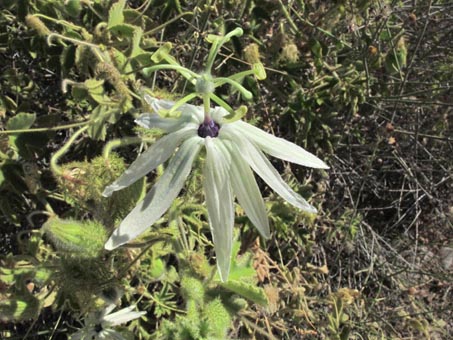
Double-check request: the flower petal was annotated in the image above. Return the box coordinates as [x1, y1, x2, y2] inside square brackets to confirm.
[222, 128, 317, 213]
[203, 138, 234, 282]
[105, 136, 202, 250]
[144, 95, 203, 124]
[102, 124, 197, 197]
[100, 329, 128, 340]
[223, 139, 270, 238]
[135, 113, 191, 133]
[103, 305, 146, 326]
[232, 121, 329, 169]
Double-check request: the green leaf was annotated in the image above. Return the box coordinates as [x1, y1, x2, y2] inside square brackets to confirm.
[84, 78, 104, 90]
[0, 95, 17, 114]
[150, 42, 173, 63]
[87, 105, 109, 140]
[83, 79, 111, 104]
[253, 63, 266, 80]
[0, 297, 41, 322]
[107, 0, 126, 28]
[0, 169, 4, 187]
[109, 23, 136, 37]
[65, 0, 82, 18]
[110, 48, 133, 73]
[130, 27, 144, 59]
[221, 280, 268, 306]
[6, 113, 36, 131]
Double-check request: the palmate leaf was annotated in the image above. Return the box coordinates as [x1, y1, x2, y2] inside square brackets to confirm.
[0, 169, 4, 186]
[0, 297, 41, 322]
[130, 27, 144, 59]
[107, 0, 137, 37]
[109, 23, 136, 37]
[107, 0, 126, 28]
[6, 112, 36, 131]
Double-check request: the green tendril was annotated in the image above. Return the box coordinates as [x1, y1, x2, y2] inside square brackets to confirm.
[50, 126, 89, 176]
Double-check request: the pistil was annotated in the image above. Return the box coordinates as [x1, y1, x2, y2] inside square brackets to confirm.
[198, 119, 220, 138]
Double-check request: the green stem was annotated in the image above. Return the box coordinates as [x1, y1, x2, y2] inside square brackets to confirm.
[291, 8, 352, 48]
[34, 13, 83, 31]
[0, 121, 89, 135]
[46, 33, 99, 49]
[277, 0, 299, 34]
[203, 94, 211, 122]
[50, 126, 89, 176]
[47, 33, 105, 62]
[144, 11, 194, 36]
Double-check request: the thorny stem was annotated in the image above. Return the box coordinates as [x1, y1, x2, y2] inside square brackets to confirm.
[47, 34, 105, 62]
[34, 13, 82, 31]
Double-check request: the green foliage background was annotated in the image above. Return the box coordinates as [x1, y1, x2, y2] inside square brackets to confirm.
[0, 0, 452, 339]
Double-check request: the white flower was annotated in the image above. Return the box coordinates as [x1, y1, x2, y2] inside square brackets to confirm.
[103, 95, 329, 281]
[70, 304, 146, 340]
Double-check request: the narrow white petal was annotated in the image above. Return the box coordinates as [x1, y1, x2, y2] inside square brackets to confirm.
[232, 121, 329, 169]
[211, 106, 229, 123]
[222, 139, 270, 238]
[69, 330, 84, 340]
[222, 129, 317, 213]
[103, 306, 146, 326]
[105, 137, 202, 250]
[144, 95, 203, 123]
[102, 125, 197, 197]
[203, 138, 234, 282]
[100, 329, 127, 340]
[135, 113, 191, 132]
[103, 304, 116, 316]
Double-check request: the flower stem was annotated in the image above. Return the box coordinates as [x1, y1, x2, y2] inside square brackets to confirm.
[203, 94, 211, 122]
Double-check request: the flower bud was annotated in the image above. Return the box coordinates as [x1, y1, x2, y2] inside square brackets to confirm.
[244, 43, 261, 64]
[25, 15, 50, 36]
[279, 42, 300, 64]
[43, 217, 107, 257]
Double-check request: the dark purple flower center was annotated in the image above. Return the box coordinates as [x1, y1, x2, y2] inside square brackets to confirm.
[197, 119, 220, 138]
